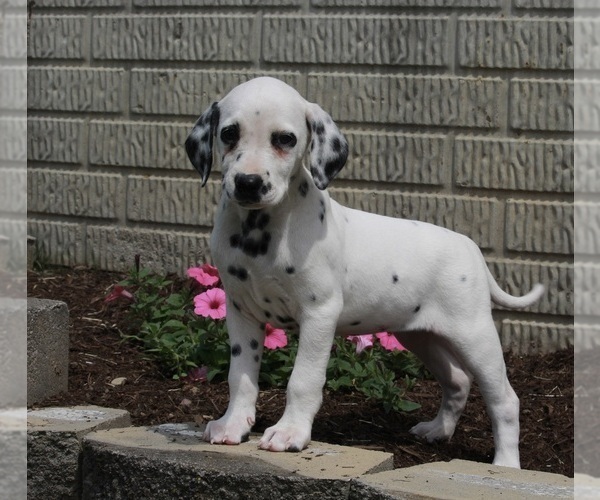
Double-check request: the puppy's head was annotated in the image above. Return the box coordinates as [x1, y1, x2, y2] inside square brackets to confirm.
[185, 77, 348, 209]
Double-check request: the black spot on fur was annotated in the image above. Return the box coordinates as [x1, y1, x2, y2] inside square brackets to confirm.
[350, 321, 361, 326]
[299, 180, 309, 197]
[287, 445, 301, 453]
[264, 297, 271, 303]
[285, 266, 295, 274]
[250, 339, 259, 350]
[231, 344, 242, 357]
[392, 274, 399, 284]
[414, 305, 421, 313]
[461, 275, 467, 282]
[236, 152, 243, 161]
[227, 265, 248, 281]
[231, 212, 271, 257]
[254, 355, 260, 363]
[264, 310, 272, 319]
[310, 294, 317, 302]
[276, 315, 295, 325]
[233, 301, 241, 311]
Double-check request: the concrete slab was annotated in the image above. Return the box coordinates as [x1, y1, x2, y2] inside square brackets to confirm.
[360, 459, 573, 499]
[0, 408, 27, 499]
[27, 298, 69, 405]
[27, 406, 131, 500]
[575, 474, 600, 499]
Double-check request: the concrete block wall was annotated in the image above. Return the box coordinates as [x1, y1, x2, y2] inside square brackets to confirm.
[27, 0, 574, 348]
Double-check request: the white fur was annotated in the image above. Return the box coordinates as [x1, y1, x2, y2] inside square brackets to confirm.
[185, 77, 544, 468]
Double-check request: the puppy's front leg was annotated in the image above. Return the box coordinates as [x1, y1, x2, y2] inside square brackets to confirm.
[203, 304, 265, 445]
[259, 303, 340, 452]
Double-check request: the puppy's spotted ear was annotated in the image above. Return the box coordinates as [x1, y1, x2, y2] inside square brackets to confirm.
[306, 103, 348, 190]
[185, 102, 220, 187]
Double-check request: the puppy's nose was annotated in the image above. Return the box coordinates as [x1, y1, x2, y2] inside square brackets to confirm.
[234, 173, 264, 203]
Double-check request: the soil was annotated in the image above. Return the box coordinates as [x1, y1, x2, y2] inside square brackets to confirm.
[27, 266, 574, 477]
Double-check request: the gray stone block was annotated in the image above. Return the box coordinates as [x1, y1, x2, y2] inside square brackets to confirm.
[575, 202, 600, 256]
[27, 219, 85, 268]
[0, 409, 27, 500]
[263, 15, 448, 67]
[313, 0, 501, 6]
[28, 406, 131, 500]
[27, 299, 69, 405]
[575, 262, 600, 316]
[27, 118, 84, 164]
[28, 15, 86, 60]
[28, 67, 124, 112]
[455, 137, 573, 193]
[307, 73, 505, 128]
[0, 299, 27, 408]
[514, 0, 573, 8]
[505, 200, 573, 255]
[510, 79, 573, 132]
[575, 141, 600, 193]
[92, 15, 256, 62]
[575, 81, 600, 132]
[0, 66, 27, 112]
[458, 18, 573, 70]
[574, 19, 600, 70]
[0, 169, 27, 214]
[0, 117, 26, 162]
[130, 69, 302, 117]
[2, 14, 28, 59]
[134, 0, 299, 5]
[27, 170, 122, 219]
[500, 320, 573, 354]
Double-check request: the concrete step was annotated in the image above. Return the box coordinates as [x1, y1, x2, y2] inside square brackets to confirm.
[27, 406, 574, 499]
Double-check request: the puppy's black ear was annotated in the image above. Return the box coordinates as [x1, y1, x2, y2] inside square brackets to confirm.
[185, 102, 220, 187]
[306, 103, 348, 190]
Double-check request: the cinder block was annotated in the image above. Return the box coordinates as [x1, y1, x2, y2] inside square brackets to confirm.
[454, 137, 573, 192]
[575, 141, 600, 193]
[341, 131, 447, 185]
[263, 15, 448, 67]
[133, 0, 299, 5]
[27, 219, 86, 268]
[0, 299, 27, 407]
[28, 15, 86, 60]
[575, 80, 600, 132]
[28, 67, 124, 112]
[514, 0, 573, 8]
[0, 409, 26, 500]
[510, 79, 573, 132]
[307, 73, 504, 128]
[126, 176, 218, 226]
[487, 258, 573, 316]
[0, 169, 26, 214]
[85, 224, 211, 274]
[505, 200, 573, 255]
[33, 0, 122, 5]
[574, 19, 600, 70]
[92, 15, 255, 62]
[26, 299, 69, 405]
[88, 120, 190, 170]
[575, 262, 600, 316]
[27, 406, 131, 500]
[0, 116, 26, 162]
[0, 66, 27, 111]
[130, 69, 302, 117]
[575, 202, 600, 256]
[458, 18, 573, 70]
[2, 14, 28, 59]
[27, 170, 122, 219]
[330, 189, 500, 250]
[500, 320, 573, 354]
[312, 0, 501, 6]
[27, 118, 84, 164]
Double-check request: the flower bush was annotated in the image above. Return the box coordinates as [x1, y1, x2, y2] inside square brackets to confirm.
[107, 262, 424, 413]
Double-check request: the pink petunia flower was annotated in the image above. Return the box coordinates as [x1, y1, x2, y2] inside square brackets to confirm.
[348, 334, 374, 354]
[264, 323, 288, 350]
[187, 264, 220, 287]
[193, 288, 227, 320]
[181, 366, 209, 383]
[375, 332, 406, 352]
[105, 285, 134, 303]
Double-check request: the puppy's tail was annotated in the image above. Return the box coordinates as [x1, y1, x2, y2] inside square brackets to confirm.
[486, 267, 545, 310]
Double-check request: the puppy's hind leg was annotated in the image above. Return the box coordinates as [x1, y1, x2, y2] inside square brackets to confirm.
[396, 332, 472, 443]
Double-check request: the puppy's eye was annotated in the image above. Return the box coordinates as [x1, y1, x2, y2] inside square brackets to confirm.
[220, 125, 240, 146]
[272, 132, 297, 149]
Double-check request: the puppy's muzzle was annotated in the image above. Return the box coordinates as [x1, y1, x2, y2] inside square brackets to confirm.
[234, 173, 264, 204]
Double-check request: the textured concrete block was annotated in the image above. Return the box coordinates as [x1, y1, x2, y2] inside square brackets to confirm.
[505, 200, 573, 254]
[263, 15, 448, 67]
[500, 320, 573, 354]
[574, 19, 600, 70]
[27, 299, 69, 405]
[89, 120, 190, 170]
[341, 131, 447, 185]
[0, 300, 27, 407]
[575, 80, 600, 132]
[575, 262, 600, 316]
[0, 117, 26, 162]
[28, 406, 131, 500]
[510, 79, 573, 132]
[92, 15, 255, 62]
[514, 0, 573, 8]
[27, 118, 84, 164]
[575, 142, 600, 193]
[576, 202, 600, 255]
[575, 324, 600, 352]
[28, 67, 124, 112]
[308, 74, 504, 128]
[134, 0, 299, 5]
[454, 137, 573, 192]
[130, 70, 302, 117]
[33, 0, 121, 5]
[28, 170, 122, 219]
[0, 409, 26, 500]
[313, 0, 501, 6]
[487, 258, 573, 316]
[28, 15, 86, 59]
[2, 14, 27, 59]
[458, 18, 573, 70]
[85, 225, 211, 275]
[330, 189, 500, 250]
[0, 169, 26, 214]
[0, 66, 26, 111]
[127, 177, 219, 226]
[27, 219, 86, 267]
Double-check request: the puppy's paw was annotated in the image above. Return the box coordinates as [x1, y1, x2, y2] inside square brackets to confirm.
[409, 419, 454, 443]
[203, 414, 254, 445]
[258, 422, 311, 452]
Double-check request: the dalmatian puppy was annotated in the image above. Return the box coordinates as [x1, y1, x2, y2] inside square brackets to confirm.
[185, 76, 544, 468]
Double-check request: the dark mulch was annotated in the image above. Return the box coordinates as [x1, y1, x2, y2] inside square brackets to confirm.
[27, 266, 574, 477]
